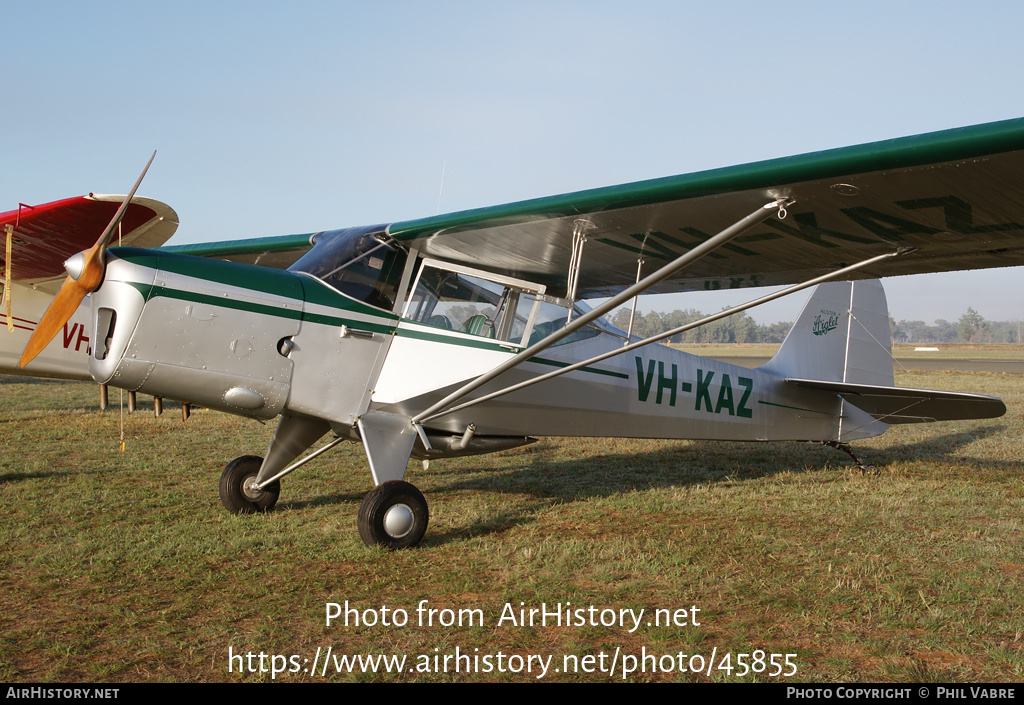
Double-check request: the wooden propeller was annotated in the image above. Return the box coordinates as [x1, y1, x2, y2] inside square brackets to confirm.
[19, 153, 156, 368]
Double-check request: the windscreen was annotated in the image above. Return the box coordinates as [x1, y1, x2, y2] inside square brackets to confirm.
[289, 226, 407, 310]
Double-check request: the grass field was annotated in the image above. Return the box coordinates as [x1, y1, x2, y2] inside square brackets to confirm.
[892, 344, 1024, 360]
[675, 343, 1024, 361]
[1, 366, 1022, 682]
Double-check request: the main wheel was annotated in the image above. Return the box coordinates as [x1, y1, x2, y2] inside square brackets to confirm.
[358, 481, 428, 549]
[219, 455, 280, 513]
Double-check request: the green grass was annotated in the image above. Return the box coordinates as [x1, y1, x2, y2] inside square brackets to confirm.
[0, 370, 1022, 682]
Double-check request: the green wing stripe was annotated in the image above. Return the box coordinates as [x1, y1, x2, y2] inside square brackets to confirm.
[161, 233, 314, 258]
[389, 117, 1024, 239]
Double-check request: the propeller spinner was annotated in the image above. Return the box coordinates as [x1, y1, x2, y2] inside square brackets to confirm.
[19, 153, 156, 369]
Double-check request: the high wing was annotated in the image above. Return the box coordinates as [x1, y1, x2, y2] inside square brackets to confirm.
[2, 194, 179, 291]
[386, 117, 1024, 298]
[161, 232, 313, 270]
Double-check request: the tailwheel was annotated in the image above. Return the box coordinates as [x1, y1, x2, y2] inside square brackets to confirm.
[358, 481, 428, 550]
[822, 441, 878, 475]
[219, 455, 280, 513]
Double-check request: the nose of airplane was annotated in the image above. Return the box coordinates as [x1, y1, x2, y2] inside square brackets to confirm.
[88, 247, 304, 420]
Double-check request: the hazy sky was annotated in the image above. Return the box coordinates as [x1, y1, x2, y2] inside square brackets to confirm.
[4, 1, 1023, 324]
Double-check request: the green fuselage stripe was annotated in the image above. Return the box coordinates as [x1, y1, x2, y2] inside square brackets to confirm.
[130, 283, 397, 335]
[526, 355, 630, 379]
[757, 399, 833, 415]
[129, 281, 628, 381]
[394, 325, 521, 352]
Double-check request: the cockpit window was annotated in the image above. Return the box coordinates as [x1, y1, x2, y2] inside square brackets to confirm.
[525, 298, 602, 347]
[403, 260, 546, 346]
[289, 226, 407, 310]
[406, 268, 508, 338]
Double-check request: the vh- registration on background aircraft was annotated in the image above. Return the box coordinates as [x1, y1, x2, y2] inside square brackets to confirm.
[3, 119, 1021, 549]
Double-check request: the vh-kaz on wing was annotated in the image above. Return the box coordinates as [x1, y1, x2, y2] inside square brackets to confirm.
[387, 117, 1024, 298]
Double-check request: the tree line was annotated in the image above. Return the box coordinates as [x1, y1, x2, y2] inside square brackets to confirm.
[608, 307, 792, 344]
[607, 306, 1022, 345]
[892, 308, 1022, 344]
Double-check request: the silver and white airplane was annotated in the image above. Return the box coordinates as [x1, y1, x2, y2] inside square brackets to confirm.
[4, 118, 1022, 549]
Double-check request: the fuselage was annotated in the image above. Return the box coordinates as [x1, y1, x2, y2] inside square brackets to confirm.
[374, 324, 866, 442]
[76, 244, 884, 448]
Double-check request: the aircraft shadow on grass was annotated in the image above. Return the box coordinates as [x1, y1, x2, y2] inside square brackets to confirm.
[0, 375, 70, 385]
[0, 465, 120, 485]
[282, 423, 1011, 546]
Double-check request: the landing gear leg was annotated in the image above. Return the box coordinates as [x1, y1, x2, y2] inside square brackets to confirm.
[219, 455, 281, 513]
[358, 481, 428, 549]
[823, 441, 877, 474]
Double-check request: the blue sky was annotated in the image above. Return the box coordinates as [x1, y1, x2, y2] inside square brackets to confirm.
[4, 1, 1023, 324]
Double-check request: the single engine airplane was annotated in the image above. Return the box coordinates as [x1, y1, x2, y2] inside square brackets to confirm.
[4, 118, 1023, 549]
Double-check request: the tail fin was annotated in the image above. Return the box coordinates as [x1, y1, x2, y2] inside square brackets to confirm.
[762, 279, 1005, 438]
[761, 279, 893, 387]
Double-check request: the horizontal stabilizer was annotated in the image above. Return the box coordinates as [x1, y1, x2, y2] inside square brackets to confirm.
[786, 378, 1006, 424]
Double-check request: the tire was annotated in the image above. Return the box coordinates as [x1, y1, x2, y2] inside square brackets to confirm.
[219, 455, 280, 514]
[357, 481, 428, 549]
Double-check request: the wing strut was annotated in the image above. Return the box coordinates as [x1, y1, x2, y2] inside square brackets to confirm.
[415, 248, 910, 424]
[411, 197, 793, 426]
[624, 257, 645, 341]
[565, 219, 592, 323]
